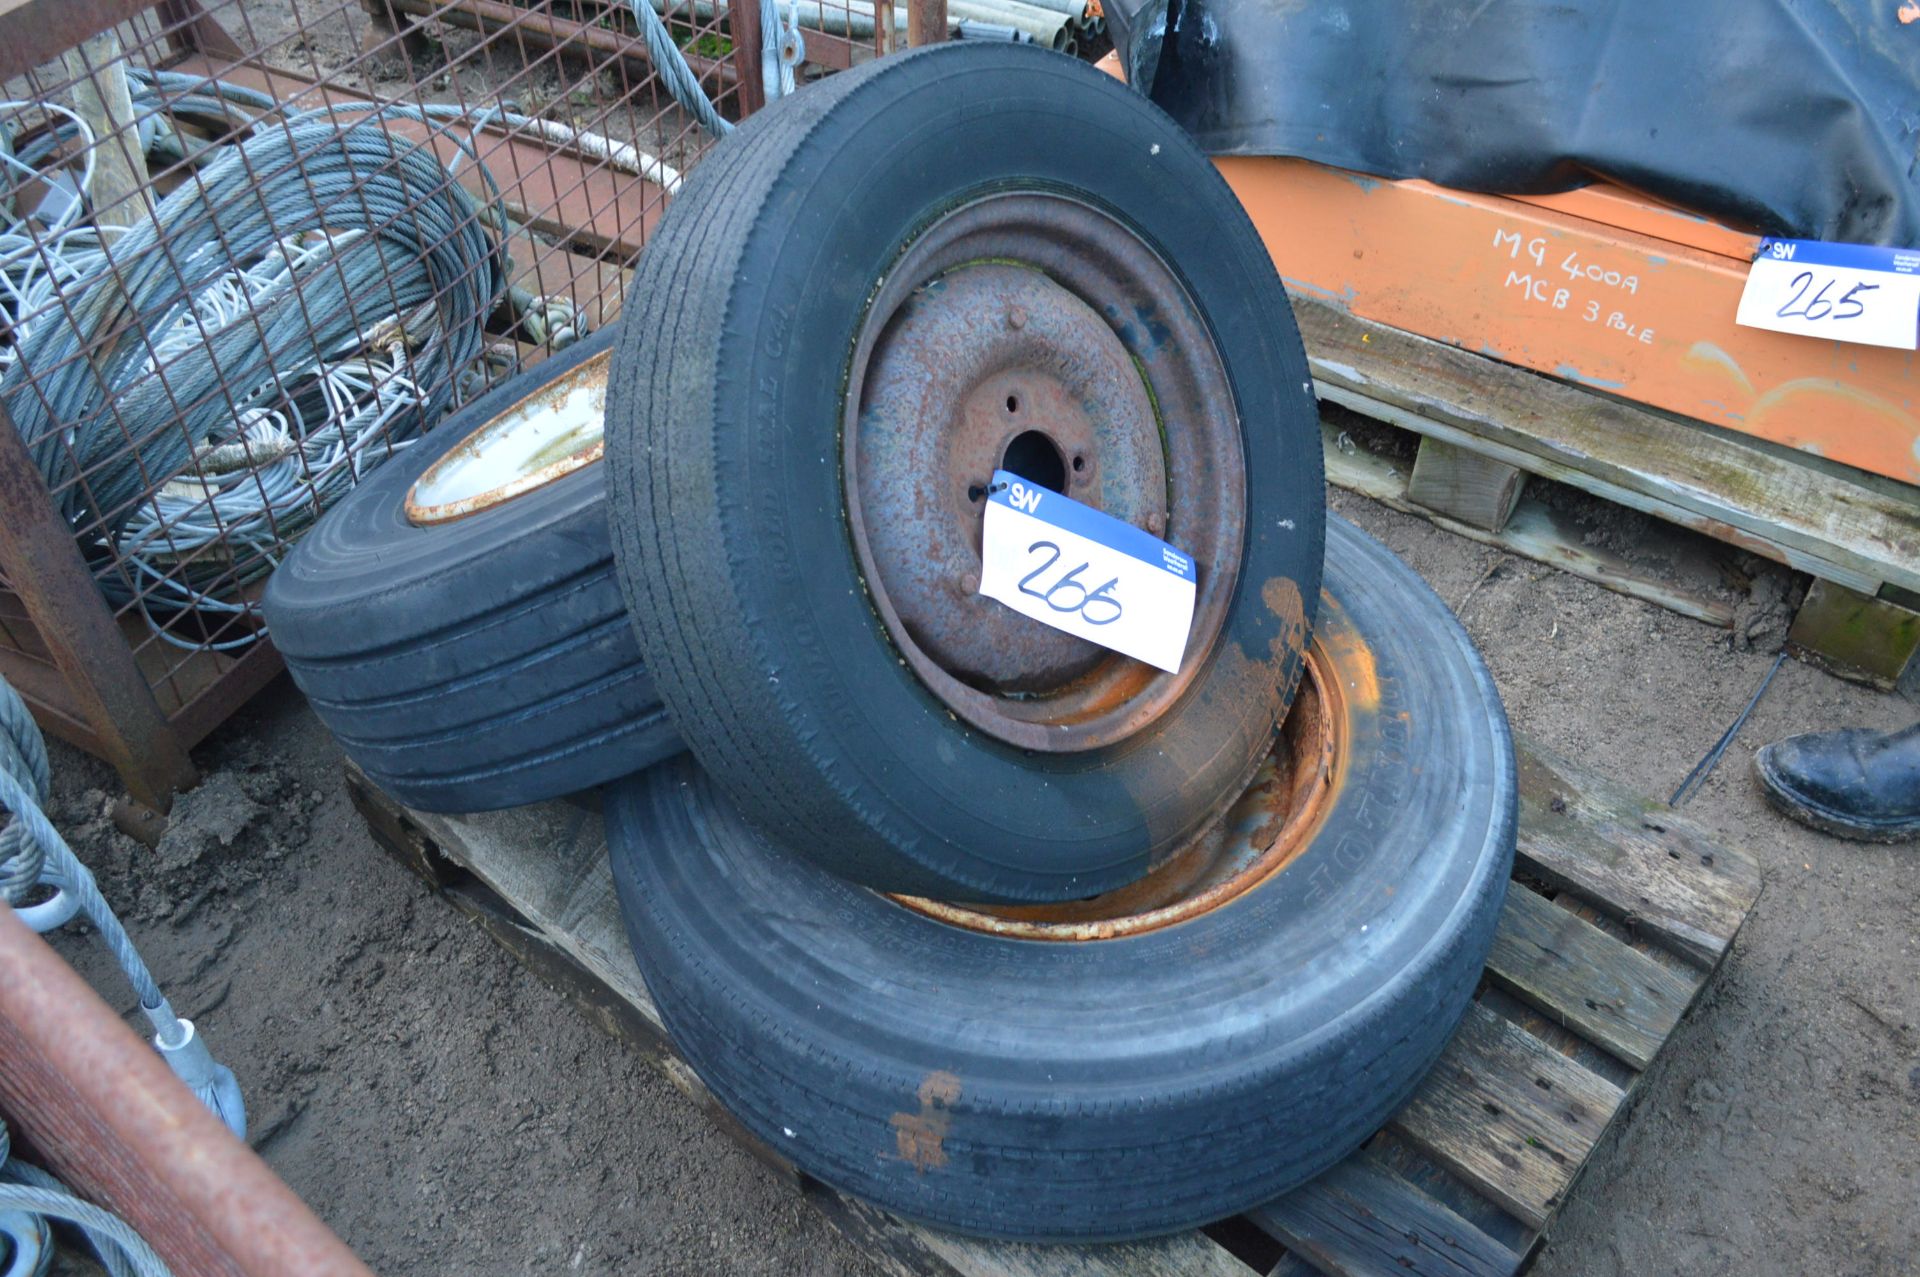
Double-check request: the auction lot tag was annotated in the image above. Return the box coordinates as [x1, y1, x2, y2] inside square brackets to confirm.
[1735, 238, 1920, 350]
[977, 470, 1196, 674]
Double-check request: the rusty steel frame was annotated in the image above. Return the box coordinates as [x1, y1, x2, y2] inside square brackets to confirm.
[0, 0, 943, 809]
[0, 402, 199, 808]
[0, 907, 374, 1275]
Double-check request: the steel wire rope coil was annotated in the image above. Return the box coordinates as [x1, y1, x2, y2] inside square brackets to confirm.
[1, 109, 505, 536]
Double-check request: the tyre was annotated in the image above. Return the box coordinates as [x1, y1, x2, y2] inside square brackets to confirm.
[265, 327, 680, 812]
[606, 42, 1325, 903]
[607, 515, 1515, 1242]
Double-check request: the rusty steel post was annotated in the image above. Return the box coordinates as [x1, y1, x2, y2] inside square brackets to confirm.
[729, 0, 767, 116]
[0, 909, 375, 1277]
[908, 0, 947, 45]
[0, 403, 197, 810]
[874, 0, 896, 55]
[155, 0, 246, 61]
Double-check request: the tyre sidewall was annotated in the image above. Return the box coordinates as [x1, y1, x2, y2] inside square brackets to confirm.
[607, 516, 1514, 1240]
[701, 49, 1325, 897]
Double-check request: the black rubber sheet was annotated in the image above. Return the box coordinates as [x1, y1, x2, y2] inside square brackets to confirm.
[1107, 0, 1920, 246]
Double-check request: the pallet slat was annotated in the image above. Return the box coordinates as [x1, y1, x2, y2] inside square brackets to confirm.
[1516, 749, 1762, 968]
[1297, 294, 1920, 598]
[1251, 1154, 1522, 1277]
[1321, 423, 1739, 628]
[1390, 1004, 1625, 1230]
[1485, 886, 1700, 1070]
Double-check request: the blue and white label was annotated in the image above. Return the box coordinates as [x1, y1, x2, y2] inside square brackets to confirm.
[977, 470, 1197, 674]
[1735, 237, 1920, 350]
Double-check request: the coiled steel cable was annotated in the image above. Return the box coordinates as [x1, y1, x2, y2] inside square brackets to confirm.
[0, 675, 246, 1140]
[0, 1118, 173, 1277]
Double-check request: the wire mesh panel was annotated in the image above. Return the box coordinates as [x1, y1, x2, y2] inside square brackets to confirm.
[0, 0, 875, 800]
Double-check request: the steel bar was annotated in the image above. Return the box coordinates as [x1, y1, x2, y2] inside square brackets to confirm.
[0, 908, 374, 1277]
[0, 0, 153, 80]
[155, 0, 246, 61]
[730, 0, 767, 116]
[908, 0, 948, 44]
[0, 404, 196, 811]
[380, 0, 741, 88]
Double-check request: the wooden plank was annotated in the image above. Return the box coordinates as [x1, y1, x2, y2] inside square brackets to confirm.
[1252, 1154, 1522, 1277]
[1406, 438, 1525, 533]
[1515, 742, 1762, 969]
[1486, 886, 1700, 1070]
[1390, 1004, 1624, 1231]
[1300, 295, 1920, 596]
[1786, 577, 1920, 691]
[1323, 425, 1738, 627]
[388, 788, 1248, 1277]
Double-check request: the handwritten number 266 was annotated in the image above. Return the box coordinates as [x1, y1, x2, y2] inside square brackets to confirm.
[1018, 541, 1122, 626]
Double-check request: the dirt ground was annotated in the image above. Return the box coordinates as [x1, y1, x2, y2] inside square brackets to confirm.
[19, 5, 1917, 1272]
[38, 483, 1918, 1277]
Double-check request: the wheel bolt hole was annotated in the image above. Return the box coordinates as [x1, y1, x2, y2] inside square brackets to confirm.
[999, 430, 1067, 494]
[1005, 394, 1019, 413]
[1071, 454, 1085, 473]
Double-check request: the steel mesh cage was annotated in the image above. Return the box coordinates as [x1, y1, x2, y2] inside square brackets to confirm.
[0, 0, 895, 805]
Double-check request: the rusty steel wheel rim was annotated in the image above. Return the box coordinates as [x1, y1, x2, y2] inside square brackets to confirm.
[843, 192, 1247, 752]
[405, 347, 609, 525]
[894, 634, 1346, 940]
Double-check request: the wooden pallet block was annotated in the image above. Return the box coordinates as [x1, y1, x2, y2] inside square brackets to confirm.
[1303, 294, 1920, 682]
[346, 737, 1760, 1277]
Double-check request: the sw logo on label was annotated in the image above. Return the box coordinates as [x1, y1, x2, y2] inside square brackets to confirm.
[976, 469, 1198, 673]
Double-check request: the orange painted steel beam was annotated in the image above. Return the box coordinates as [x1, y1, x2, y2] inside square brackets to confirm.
[1091, 52, 1920, 485]
[0, 908, 373, 1277]
[1217, 158, 1920, 486]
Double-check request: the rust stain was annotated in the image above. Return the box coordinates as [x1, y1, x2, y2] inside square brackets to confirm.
[889, 1071, 962, 1171]
[1314, 603, 1381, 712]
[893, 604, 1353, 942]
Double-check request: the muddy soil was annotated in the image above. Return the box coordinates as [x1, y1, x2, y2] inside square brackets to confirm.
[23, 5, 1919, 1271]
[37, 483, 1916, 1277]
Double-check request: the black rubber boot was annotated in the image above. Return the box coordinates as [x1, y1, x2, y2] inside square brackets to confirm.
[1752, 722, 1920, 843]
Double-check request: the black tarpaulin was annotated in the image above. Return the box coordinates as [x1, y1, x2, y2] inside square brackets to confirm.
[1107, 0, 1920, 246]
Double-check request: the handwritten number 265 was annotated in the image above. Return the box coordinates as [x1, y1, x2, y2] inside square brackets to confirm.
[1018, 541, 1122, 626]
[1775, 271, 1877, 321]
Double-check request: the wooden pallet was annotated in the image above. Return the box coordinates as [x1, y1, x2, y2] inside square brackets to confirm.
[347, 738, 1761, 1277]
[1298, 294, 1920, 688]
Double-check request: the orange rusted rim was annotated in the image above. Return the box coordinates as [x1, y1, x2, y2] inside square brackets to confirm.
[893, 632, 1348, 941]
[405, 347, 609, 525]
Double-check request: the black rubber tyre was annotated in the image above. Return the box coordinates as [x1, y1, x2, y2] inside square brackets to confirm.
[265, 328, 680, 812]
[606, 516, 1515, 1242]
[606, 43, 1325, 903]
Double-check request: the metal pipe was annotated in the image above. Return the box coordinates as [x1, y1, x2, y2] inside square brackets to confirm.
[944, 0, 1069, 48]
[0, 908, 373, 1275]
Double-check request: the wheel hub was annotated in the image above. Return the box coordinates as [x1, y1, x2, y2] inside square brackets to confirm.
[405, 348, 608, 525]
[842, 193, 1247, 752]
[854, 263, 1166, 692]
